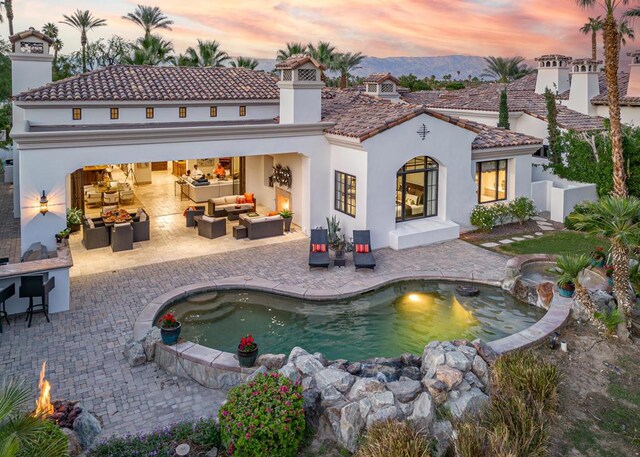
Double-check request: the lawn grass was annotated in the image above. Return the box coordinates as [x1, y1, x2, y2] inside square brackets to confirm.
[498, 231, 609, 256]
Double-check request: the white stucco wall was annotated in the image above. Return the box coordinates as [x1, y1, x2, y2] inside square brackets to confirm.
[513, 114, 549, 145]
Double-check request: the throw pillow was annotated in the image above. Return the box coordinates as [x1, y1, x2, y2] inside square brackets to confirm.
[87, 218, 95, 229]
[139, 212, 147, 222]
[355, 244, 370, 253]
[311, 243, 327, 253]
[244, 193, 254, 204]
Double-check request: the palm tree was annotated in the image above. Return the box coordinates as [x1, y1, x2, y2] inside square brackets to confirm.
[61, 9, 107, 73]
[230, 56, 259, 69]
[122, 5, 173, 37]
[334, 52, 366, 89]
[569, 196, 640, 341]
[276, 42, 307, 61]
[480, 56, 533, 83]
[577, 1, 630, 198]
[42, 23, 62, 78]
[182, 39, 229, 67]
[552, 254, 604, 331]
[580, 17, 603, 60]
[618, 19, 636, 47]
[123, 34, 174, 66]
[307, 41, 337, 70]
[0, 0, 14, 36]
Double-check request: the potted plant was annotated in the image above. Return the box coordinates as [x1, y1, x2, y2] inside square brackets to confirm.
[66, 207, 83, 233]
[605, 264, 614, 286]
[236, 334, 259, 367]
[591, 246, 606, 268]
[55, 228, 71, 243]
[159, 312, 181, 345]
[279, 209, 294, 232]
[550, 254, 592, 299]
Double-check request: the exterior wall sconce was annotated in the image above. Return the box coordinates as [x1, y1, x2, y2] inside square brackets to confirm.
[39, 190, 48, 216]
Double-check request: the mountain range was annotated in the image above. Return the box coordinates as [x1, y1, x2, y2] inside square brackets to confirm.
[255, 55, 489, 79]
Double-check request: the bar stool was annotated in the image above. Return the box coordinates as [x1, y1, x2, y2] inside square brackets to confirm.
[0, 283, 15, 333]
[19, 275, 55, 328]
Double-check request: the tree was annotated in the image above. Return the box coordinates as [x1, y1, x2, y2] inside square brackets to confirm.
[307, 41, 337, 71]
[122, 4, 173, 37]
[276, 42, 307, 61]
[0, 0, 14, 36]
[498, 88, 510, 129]
[123, 34, 174, 66]
[230, 57, 259, 69]
[545, 88, 562, 165]
[618, 19, 635, 47]
[334, 52, 366, 89]
[577, 1, 633, 198]
[580, 17, 603, 60]
[61, 9, 107, 73]
[42, 23, 63, 79]
[569, 196, 640, 340]
[0, 43, 10, 100]
[53, 54, 80, 80]
[481, 56, 533, 83]
[181, 39, 229, 67]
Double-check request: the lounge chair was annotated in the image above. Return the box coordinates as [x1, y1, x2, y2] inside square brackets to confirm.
[352, 230, 376, 271]
[309, 229, 330, 269]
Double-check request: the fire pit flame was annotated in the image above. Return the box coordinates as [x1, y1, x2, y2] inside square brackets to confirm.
[34, 361, 53, 417]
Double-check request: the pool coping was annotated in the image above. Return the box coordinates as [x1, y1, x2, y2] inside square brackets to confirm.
[134, 271, 572, 380]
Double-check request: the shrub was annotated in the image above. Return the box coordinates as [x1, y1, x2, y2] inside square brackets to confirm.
[508, 196, 536, 225]
[89, 418, 220, 457]
[564, 202, 590, 230]
[355, 419, 435, 457]
[492, 203, 511, 226]
[13, 419, 68, 457]
[595, 309, 625, 334]
[219, 372, 305, 457]
[470, 205, 495, 232]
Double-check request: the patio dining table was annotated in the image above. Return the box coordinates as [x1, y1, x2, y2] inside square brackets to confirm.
[101, 209, 133, 226]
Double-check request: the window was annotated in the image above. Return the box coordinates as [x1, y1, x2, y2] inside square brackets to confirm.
[335, 171, 356, 217]
[179, 107, 187, 118]
[210, 106, 218, 117]
[396, 156, 438, 222]
[298, 68, 317, 81]
[381, 83, 394, 93]
[110, 108, 119, 120]
[239, 106, 246, 117]
[146, 107, 154, 119]
[476, 160, 508, 203]
[72, 108, 82, 120]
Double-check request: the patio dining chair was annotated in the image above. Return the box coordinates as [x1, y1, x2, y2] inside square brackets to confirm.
[103, 192, 119, 207]
[309, 229, 330, 269]
[0, 283, 15, 333]
[353, 230, 376, 271]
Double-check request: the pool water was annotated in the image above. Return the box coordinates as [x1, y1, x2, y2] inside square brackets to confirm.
[166, 281, 544, 361]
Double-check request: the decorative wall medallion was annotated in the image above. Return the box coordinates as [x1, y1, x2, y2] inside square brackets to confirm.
[417, 124, 430, 141]
[272, 164, 292, 188]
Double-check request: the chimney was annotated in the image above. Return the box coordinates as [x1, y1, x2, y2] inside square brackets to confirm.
[276, 55, 325, 124]
[626, 50, 640, 97]
[567, 58, 601, 115]
[534, 54, 572, 95]
[363, 73, 402, 103]
[8, 27, 54, 96]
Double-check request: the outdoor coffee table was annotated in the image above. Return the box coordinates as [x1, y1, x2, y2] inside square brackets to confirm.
[226, 208, 244, 221]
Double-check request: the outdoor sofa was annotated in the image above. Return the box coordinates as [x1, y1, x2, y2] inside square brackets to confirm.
[239, 214, 283, 240]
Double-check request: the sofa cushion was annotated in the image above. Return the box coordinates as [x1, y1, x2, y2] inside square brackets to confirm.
[202, 215, 215, 223]
[212, 197, 226, 205]
[264, 215, 282, 221]
[139, 212, 148, 222]
[87, 218, 95, 229]
[224, 196, 237, 204]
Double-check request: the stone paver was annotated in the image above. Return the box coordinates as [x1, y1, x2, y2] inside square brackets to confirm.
[0, 236, 508, 439]
[499, 239, 514, 244]
[480, 242, 499, 248]
[512, 237, 526, 241]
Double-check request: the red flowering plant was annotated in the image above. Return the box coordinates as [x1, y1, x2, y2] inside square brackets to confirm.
[591, 246, 606, 262]
[238, 334, 257, 353]
[159, 312, 179, 329]
[605, 264, 615, 277]
[218, 372, 305, 457]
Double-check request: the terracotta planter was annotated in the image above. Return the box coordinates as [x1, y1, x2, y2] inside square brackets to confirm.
[558, 282, 575, 298]
[237, 345, 259, 367]
[161, 323, 181, 345]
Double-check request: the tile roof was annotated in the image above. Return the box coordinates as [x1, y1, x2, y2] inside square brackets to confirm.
[321, 89, 542, 149]
[400, 91, 446, 105]
[362, 73, 401, 85]
[15, 65, 280, 102]
[589, 72, 640, 106]
[417, 72, 604, 132]
[274, 55, 326, 71]
[9, 28, 54, 45]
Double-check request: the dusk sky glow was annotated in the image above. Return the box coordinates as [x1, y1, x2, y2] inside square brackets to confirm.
[6, 0, 639, 60]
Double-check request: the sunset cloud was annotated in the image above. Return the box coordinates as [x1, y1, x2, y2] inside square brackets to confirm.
[6, 0, 636, 60]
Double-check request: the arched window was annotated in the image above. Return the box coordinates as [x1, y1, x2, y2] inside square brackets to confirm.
[581, 65, 587, 72]
[396, 156, 438, 222]
[552, 61, 557, 67]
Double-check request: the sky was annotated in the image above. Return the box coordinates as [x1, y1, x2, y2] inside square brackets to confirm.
[4, 0, 638, 60]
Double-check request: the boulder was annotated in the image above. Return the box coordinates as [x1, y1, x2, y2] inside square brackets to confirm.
[303, 389, 322, 430]
[440, 342, 457, 352]
[400, 365, 421, 380]
[457, 380, 471, 392]
[246, 365, 268, 382]
[385, 380, 422, 403]
[339, 402, 365, 453]
[278, 363, 300, 382]
[61, 428, 82, 457]
[366, 405, 398, 428]
[434, 365, 463, 390]
[359, 363, 398, 381]
[536, 282, 554, 309]
[591, 290, 616, 314]
[141, 327, 161, 361]
[432, 420, 454, 457]
[321, 385, 344, 403]
[256, 353, 286, 370]
[72, 412, 102, 449]
[408, 392, 435, 432]
[295, 355, 325, 376]
[288, 346, 310, 364]
[313, 352, 329, 367]
[471, 339, 498, 365]
[396, 399, 414, 418]
[421, 348, 445, 376]
[401, 352, 421, 367]
[123, 341, 146, 367]
[370, 391, 395, 411]
[314, 368, 354, 394]
[446, 387, 489, 419]
[347, 378, 386, 401]
[358, 397, 372, 418]
[457, 345, 477, 361]
[471, 355, 489, 386]
[330, 359, 349, 371]
[445, 351, 471, 371]
[463, 371, 484, 390]
[422, 378, 448, 405]
[346, 362, 362, 375]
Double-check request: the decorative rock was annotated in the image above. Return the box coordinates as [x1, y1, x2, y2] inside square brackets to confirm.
[278, 363, 300, 382]
[313, 352, 329, 366]
[73, 412, 102, 449]
[471, 339, 498, 365]
[396, 399, 414, 417]
[457, 345, 477, 362]
[322, 385, 344, 403]
[536, 282, 554, 308]
[176, 444, 190, 456]
[452, 339, 469, 347]
[141, 327, 161, 361]
[447, 387, 489, 419]
[592, 290, 616, 314]
[435, 365, 463, 390]
[472, 355, 490, 386]
[360, 364, 398, 381]
[302, 376, 314, 390]
[347, 378, 386, 401]
[366, 405, 398, 428]
[445, 351, 471, 371]
[256, 353, 286, 370]
[422, 379, 448, 405]
[358, 397, 372, 418]
[457, 380, 471, 392]
[464, 371, 484, 389]
[205, 447, 219, 457]
[303, 389, 322, 430]
[400, 365, 421, 380]
[339, 402, 365, 453]
[315, 369, 354, 394]
[288, 346, 310, 364]
[448, 390, 460, 400]
[401, 352, 420, 367]
[408, 392, 435, 432]
[421, 347, 445, 376]
[123, 341, 146, 367]
[440, 341, 457, 352]
[455, 285, 479, 297]
[247, 365, 268, 382]
[432, 420, 454, 457]
[330, 359, 349, 371]
[346, 362, 362, 375]
[61, 428, 82, 457]
[295, 355, 325, 376]
[385, 380, 422, 403]
[370, 391, 395, 411]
